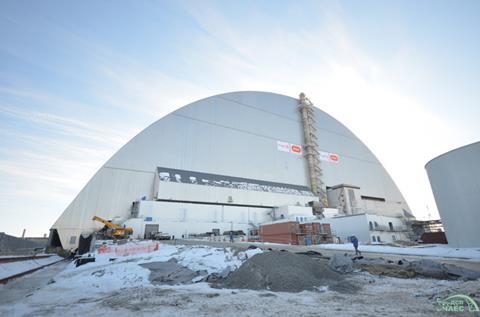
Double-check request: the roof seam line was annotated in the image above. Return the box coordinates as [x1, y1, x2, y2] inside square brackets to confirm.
[216, 95, 359, 140]
[103, 166, 156, 174]
[172, 113, 379, 165]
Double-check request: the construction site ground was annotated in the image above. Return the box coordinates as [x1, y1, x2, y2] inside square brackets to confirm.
[0, 241, 479, 317]
[169, 239, 480, 271]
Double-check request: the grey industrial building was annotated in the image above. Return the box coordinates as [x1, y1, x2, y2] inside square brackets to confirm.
[426, 141, 480, 248]
[49, 91, 412, 249]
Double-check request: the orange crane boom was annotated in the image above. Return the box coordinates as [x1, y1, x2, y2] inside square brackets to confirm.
[92, 216, 133, 239]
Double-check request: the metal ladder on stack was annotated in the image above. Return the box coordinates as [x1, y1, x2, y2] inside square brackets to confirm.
[298, 93, 328, 214]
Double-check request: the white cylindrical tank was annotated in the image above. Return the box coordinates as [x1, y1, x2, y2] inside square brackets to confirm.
[425, 141, 480, 248]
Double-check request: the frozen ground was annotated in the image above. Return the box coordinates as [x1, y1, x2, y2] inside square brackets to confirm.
[316, 243, 480, 260]
[186, 238, 480, 261]
[0, 244, 478, 317]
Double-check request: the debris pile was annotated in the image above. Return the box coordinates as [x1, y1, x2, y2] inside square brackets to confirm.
[140, 258, 204, 285]
[138, 246, 244, 285]
[353, 257, 480, 280]
[328, 253, 354, 273]
[215, 251, 360, 293]
[410, 259, 480, 280]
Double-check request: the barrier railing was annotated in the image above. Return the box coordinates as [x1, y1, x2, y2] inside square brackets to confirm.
[97, 241, 160, 256]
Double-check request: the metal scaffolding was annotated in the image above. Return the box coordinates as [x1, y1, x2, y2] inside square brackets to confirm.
[298, 93, 327, 213]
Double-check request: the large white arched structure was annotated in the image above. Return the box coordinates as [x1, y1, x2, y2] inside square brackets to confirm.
[50, 91, 411, 249]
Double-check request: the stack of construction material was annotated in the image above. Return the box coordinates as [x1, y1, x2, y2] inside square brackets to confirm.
[259, 221, 300, 245]
[319, 223, 333, 244]
[320, 223, 332, 235]
[298, 223, 333, 245]
[420, 232, 448, 244]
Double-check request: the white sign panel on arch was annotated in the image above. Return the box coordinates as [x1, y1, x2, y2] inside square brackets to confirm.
[277, 140, 290, 152]
[319, 151, 340, 163]
[277, 140, 302, 155]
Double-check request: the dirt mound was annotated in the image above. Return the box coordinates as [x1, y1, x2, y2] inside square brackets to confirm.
[215, 251, 359, 293]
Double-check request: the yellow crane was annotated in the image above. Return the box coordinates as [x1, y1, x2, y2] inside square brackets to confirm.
[92, 216, 133, 239]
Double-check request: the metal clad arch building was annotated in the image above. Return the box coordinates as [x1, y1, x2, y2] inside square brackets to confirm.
[426, 141, 480, 248]
[51, 91, 410, 249]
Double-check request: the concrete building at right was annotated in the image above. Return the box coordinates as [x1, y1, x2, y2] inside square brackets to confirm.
[425, 141, 480, 248]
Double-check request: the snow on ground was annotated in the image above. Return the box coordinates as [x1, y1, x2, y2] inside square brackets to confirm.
[170, 245, 242, 273]
[1, 243, 478, 317]
[0, 255, 63, 279]
[315, 243, 480, 260]
[0, 243, 264, 316]
[3, 270, 478, 316]
[43, 244, 248, 296]
[244, 247, 263, 259]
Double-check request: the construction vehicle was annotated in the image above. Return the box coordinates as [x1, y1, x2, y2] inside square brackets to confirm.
[148, 231, 171, 240]
[92, 216, 133, 239]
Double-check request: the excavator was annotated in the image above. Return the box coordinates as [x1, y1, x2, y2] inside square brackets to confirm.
[92, 216, 133, 239]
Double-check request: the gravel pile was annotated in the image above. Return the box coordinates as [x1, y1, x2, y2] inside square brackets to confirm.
[215, 251, 359, 293]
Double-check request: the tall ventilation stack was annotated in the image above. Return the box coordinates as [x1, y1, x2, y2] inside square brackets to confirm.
[298, 93, 328, 215]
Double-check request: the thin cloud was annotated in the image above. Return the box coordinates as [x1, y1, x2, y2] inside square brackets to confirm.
[0, 103, 133, 145]
[175, 2, 465, 220]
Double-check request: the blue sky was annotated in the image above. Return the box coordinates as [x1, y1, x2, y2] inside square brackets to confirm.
[1, 0, 479, 237]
